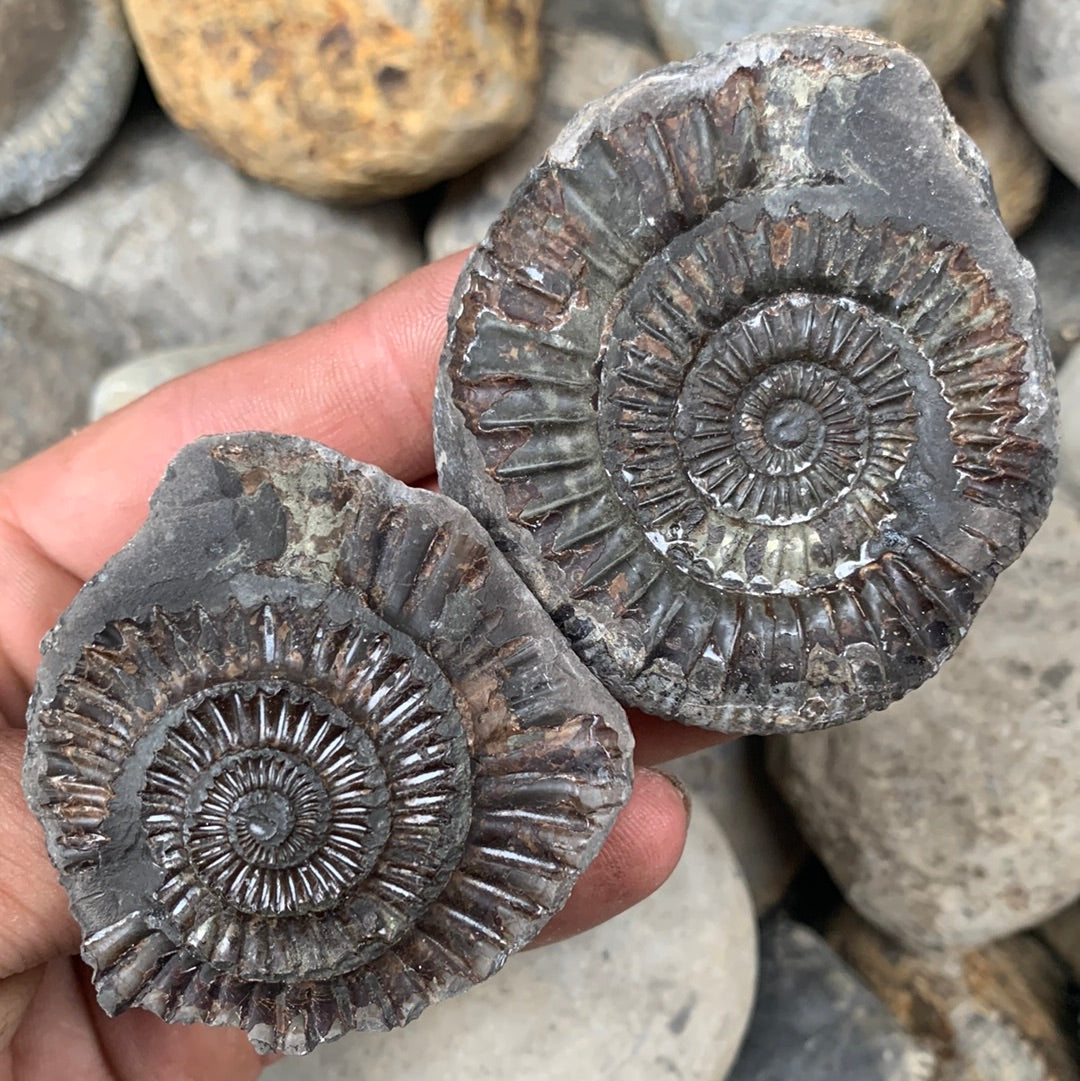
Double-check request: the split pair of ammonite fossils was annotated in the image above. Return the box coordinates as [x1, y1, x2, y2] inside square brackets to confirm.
[23, 28, 1058, 1055]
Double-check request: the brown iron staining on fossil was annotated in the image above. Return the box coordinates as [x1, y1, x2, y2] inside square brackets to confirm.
[435, 27, 1059, 735]
[22, 433, 633, 1055]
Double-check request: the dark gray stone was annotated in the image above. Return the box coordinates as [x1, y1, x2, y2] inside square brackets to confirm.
[435, 28, 1058, 734]
[727, 914, 935, 1081]
[0, 0, 137, 217]
[23, 433, 633, 1055]
[0, 255, 139, 468]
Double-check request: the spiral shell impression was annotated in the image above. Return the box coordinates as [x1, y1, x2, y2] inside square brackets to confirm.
[22, 433, 633, 1054]
[435, 27, 1058, 734]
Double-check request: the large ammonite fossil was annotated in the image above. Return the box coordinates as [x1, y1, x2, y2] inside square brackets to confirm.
[435, 27, 1059, 734]
[22, 433, 633, 1054]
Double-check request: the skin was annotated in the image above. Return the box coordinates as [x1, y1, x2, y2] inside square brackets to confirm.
[0, 254, 729, 1081]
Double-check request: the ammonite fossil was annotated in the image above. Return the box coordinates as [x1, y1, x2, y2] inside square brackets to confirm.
[22, 433, 633, 1054]
[435, 27, 1058, 734]
[0, 0, 137, 217]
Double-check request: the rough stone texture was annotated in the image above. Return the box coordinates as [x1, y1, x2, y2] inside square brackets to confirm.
[829, 909, 1079, 1081]
[0, 109, 423, 350]
[1056, 347, 1080, 501]
[1039, 903, 1080, 976]
[767, 472, 1080, 952]
[0, 255, 139, 469]
[727, 913, 936, 1081]
[1018, 173, 1080, 367]
[121, 0, 543, 202]
[641, 0, 994, 81]
[269, 801, 757, 1081]
[89, 336, 266, 420]
[24, 433, 633, 1055]
[0, 0, 136, 217]
[426, 27, 661, 261]
[671, 738, 804, 914]
[943, 27, 1049, 238]
[1004, 0, 1080, 189]
[435, 28, 1058, 734]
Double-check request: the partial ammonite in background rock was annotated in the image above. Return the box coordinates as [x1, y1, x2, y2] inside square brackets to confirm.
[120, 0, 543, 202]
[0, 256, 139, 469]
[0, 0, 137, 217]
[828, 909, 1079, 1081]
[1004, 0, 1080, 190]
[0, 109, 422, 350]
[640, 0, 995, 81]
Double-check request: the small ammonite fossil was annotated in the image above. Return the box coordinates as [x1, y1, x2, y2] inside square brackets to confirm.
[22, 433, 633, 1055]
[0, 0, 137, 217]
[434, 27, 1059, 735]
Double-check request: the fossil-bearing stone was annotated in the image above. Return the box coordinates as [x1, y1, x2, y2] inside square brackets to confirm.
[640, 0, 995, 81]
[0, 0, 137, 218]
[22, 433, 633, 1055]
[120, 0, 543, 202]
[0, 255, 139, 468]
[435, 28, 1058, 734]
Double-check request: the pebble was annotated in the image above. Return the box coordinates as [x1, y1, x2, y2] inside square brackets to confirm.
[943, 27, 1049, 237]
[541, 0, 659, 47]
[0, 256, 139, 469]
[829, 909, 1079, 1081]
[727, 913, 936, 1081]
[0, 0, 136, 217]
[89, 337, 265, 420]
[1018, 173, 1080, 366]
[640, 0, 994, 81]
[121, 0, 543, 202]
[0, 108, 423, 350]
[767, 462, 1080, 951]
[269, 801, 757, 1081]
[1003, 0, 1080, 189]
[426, 26, 660, 261]
[672, 738, 805, 914]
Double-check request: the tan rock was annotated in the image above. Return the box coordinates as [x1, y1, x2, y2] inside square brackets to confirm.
[829, 909, 1078, 1081]
[944, 28, 1049, 237]
[121, 0, 543, 202]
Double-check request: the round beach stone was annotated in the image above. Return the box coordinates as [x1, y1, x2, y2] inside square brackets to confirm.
[672, 738, 804, 914]
[1004, 0, 1080, 189]
[426, 27, 660, 260]
[640, 0, 994, 80]
[943, 28, 1049, 237]
[0, 0, 137, 218]
[727, 913, 936, 1081]
[0, 109, 422, 349]
[268, 802, 757, 1081]
[830, 909, 1079, 1081]
[121, 0, 543, 202]
[0, 256, 139, 468]
[767, 471, 1080, 951]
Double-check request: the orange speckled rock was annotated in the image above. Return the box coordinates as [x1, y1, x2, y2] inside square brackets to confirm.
[121, 0, 543, 202]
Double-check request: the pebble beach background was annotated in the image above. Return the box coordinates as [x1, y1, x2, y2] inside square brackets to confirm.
[2, 1, 1079, 1078]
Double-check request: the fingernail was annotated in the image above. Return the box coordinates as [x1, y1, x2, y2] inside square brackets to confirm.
[655, 769, 693, 824]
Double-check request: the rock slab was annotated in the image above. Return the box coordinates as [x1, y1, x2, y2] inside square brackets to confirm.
[269, 801, 758, 1081]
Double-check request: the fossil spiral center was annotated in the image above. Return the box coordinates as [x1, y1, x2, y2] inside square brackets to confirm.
[761, 399, 816, 451]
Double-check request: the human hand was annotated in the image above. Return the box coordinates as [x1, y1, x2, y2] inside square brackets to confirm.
[0, 253, 729, 1081]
